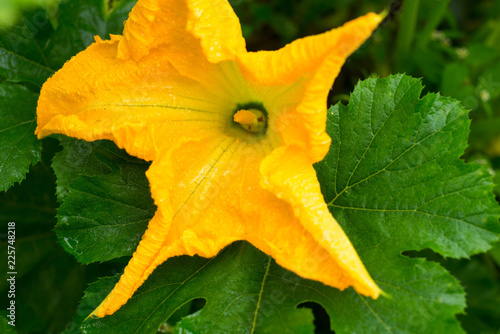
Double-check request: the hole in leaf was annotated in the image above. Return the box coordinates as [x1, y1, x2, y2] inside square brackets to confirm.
[297, 301, 335, 334]
[402, 248, 441, 261]
[189, 297, 207, 314]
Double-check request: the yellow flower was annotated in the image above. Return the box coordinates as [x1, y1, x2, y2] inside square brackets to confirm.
[36, 0, 382, 318]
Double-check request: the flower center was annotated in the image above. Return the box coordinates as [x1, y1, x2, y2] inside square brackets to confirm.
[233, 108, 267, 134]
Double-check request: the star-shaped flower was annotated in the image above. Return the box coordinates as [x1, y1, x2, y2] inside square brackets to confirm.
[36, 0, 383, 317]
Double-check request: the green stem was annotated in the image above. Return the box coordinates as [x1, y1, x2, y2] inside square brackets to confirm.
[418, 0, 452, 49]
[486, 19, 500, 48]
[395, 0, 421, 56]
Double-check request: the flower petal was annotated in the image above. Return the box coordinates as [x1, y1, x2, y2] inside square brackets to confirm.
[260, 145, 381, 298]
[238, 13, 382, 162]
[92, 135, 259, 317]
[117, 0, 246, 63]
[36, 36, 229, 161]
[237, 12, 381, 86]
[91, 210, 181, 317]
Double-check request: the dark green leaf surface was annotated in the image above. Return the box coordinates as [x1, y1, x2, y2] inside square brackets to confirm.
[0, 139, 57, 230]
[53, 138, 155, 264]
[0, 16, 55, 87]
[0, 0, 135, 193]
[0, 312, 16, 334]
[0, 42, 53, 87]
[491, 243, 500, 267]
[447, 255, 500, 334]
[11, 241, 84, 333]
[106, 0, 137, 36]
[45, 0, 137, 69]
[0, 0, 136, 83]
[0, 151, 85, 334]
[0, 83, 41, 192]
[62, 75, 500, 334]
[43, 0, 106, 69]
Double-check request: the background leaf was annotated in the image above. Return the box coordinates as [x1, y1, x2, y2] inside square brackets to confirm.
[0, 13, 55, 87]
[0, 83, 41, 191]
[0, 144, 84, 334]
[44, 0, 137, 69]
[0, 311, 17, 333]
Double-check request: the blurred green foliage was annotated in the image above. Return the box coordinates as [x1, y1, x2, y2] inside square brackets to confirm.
[1, 0, 500, 333]
[0, 0, 61, 27]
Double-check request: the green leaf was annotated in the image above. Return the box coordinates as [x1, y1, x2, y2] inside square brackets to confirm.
[61, 74, 500, 333]
[0, 14, 55, 87]
[315, 74, 500, 332]
[51, 137, 114, 201]
[53, 138, 155, 264]
[0, 0, 61, 28]
[75, 243, 317, 334]
[45, 0, 137, 70]
[106, 0, 137, 36]
[0, 138, 58, 228]
[0, 0, 135, 193]
[44, 0, 106, 69]
[402, 248, 500, 334]
[0, 83, 41, 192]
[318, 74, 499, 255]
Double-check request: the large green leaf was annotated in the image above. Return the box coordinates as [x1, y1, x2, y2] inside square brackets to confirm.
[315, 74, 500, 333]
[77, 243, 317, 334]
[317, 74, 499, 256]
[59, 75, 499, 333]
[53, 138, 155, 263]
